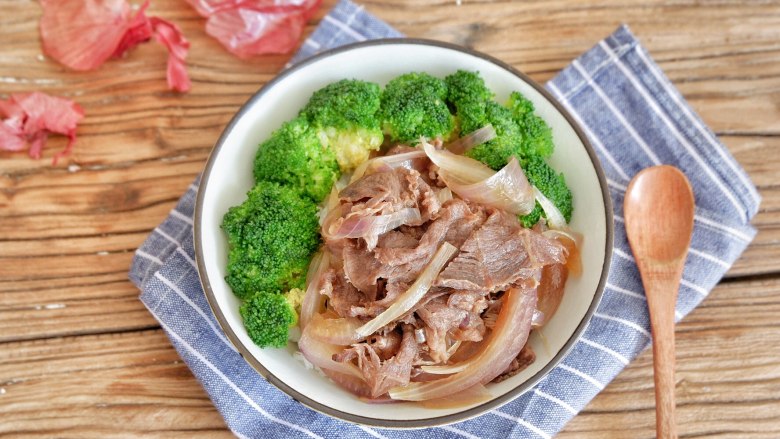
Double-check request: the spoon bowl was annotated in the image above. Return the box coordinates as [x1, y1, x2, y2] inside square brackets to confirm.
[624, 165, 695, 439]
[624, 167, 695, 262]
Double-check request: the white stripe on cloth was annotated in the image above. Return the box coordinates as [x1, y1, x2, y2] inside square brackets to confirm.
[176, 246, 198, 269]
[606, 282, 645, 301]
[571, 59, 663, 166]
[607, 178, 628, 192]
[593, 312, 651, 338]
[151, 316, 324, 439]
[440, 425, 481, 439]
[547, 81, 632, 182]
[169, 209, 194, 225]
[613, 247, 635, 262]
[694, 214, 753, 242]
[492, 411, 552, 439]
[358, 425, 386, 439]
[136, 249, 164, 265]
[688, 248, 731, 269]
[580, 337, 630, 365]
[597, 41, 748, 221]
[324, 15, 367, 41]
[154, 227, 180, 246]
[633, 44, 761, 207]
[154, 271, 237, 352]
[558, 364, 605, 390]
[534, 389, 577, 414]
[681, 278, 709, 296]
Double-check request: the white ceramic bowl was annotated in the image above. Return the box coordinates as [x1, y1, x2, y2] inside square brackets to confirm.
[195, 39, 613, 428]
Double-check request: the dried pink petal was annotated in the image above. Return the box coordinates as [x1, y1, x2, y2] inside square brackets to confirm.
[185, 0, 322, 57]
[39, 0, 191, 92]
[0, 92, 85, 164]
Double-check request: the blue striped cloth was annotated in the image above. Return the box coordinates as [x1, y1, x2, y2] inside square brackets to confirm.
[129, 1, 760, 437]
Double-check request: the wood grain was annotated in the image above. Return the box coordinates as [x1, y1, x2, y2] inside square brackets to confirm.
[1, 0, 779, 437]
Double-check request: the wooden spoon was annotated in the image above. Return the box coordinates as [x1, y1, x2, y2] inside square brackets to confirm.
[624, 165, 695, 439]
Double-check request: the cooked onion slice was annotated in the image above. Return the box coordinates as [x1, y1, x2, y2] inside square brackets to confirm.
[306, 313, 364, 345]
[298, 331, 365, 380]
[436, 187, 453, 205]
[441, 157, 535, 215]
[446, 124, 497, 154]
[389, 287, 537, 400]
[356, 242, 457, 339]
[350, 150, 427, 183]
[300, 250, 330, 329]
[531, 309, 545, 328]
[533, 186, 567, 229]
[422, 140, 494, 182]
[325, 208, 422, 241]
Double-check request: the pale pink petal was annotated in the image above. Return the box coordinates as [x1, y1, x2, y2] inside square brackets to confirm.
[205, 7, 308, 58]
[39, 0, 131, 71]
[0, 92, 84, 163]
[39, 0, 190, 92]
[187, 0, 321, 57]
[150, 17, 192, 92]
[0, 121, 27, 152]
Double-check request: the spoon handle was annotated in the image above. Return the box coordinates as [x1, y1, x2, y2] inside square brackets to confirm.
[643, 271, 680, 439]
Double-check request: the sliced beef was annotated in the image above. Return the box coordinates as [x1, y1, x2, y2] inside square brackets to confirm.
[343, 238, 439, 298]
[436, 209, 567, 293]
[377, 229, 420, 249]
[320, 268, 366, 318]
[447, 290, 489, 315]
[349, 281, 408, 319]
[334, 325, 418, 398]
[338, 167, 440, 222]
[374, 199, 486, 267]
[452, 311, 486, 342]
[416, 296, 469, 363]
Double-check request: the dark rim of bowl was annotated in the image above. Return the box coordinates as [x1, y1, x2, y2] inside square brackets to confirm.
[195, 38, 614, 429]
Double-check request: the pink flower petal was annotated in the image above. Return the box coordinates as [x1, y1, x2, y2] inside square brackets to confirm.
[150, 17, 192, 92]
[39, 0, 132, 71]
[0, 121, 27, 152]
[39, 0, 191, 92]
[0, 92, 84, 164]
[187, 0, 322, 57]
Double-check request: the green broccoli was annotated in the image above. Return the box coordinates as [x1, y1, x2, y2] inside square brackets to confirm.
[445, 70, 494, 135]
[253, 117, 340, 202]
[380, 72, 455, 143]
[519, 155, 573, 228]
[464, 102, 524, 170]
[300, 79, 384, 172]
[508, 91, 554, 159]
[222, 182, 320, 300]
[241, 289, 304, 348]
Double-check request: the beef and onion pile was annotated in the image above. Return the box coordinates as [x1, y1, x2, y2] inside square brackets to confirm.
[297, 140, 575, 402]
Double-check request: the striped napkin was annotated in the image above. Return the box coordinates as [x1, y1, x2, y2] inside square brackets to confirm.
[129, 1, 760, 437]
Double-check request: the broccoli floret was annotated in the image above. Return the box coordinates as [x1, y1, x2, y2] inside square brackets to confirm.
[254, 117, 340, 202]
[519, 155, 573, 228]
[508, 91, 554, 159]
[380, 72, 455, 143]
[464, 102, 524, 170]
[300, 79, 384, 172]
[241, 290, 300, 348]
[445, 70, 494, 135]
[222, 182, 320, 300]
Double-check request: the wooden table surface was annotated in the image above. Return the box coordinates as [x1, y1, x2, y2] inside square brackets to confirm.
[2, 0, 779, 437]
